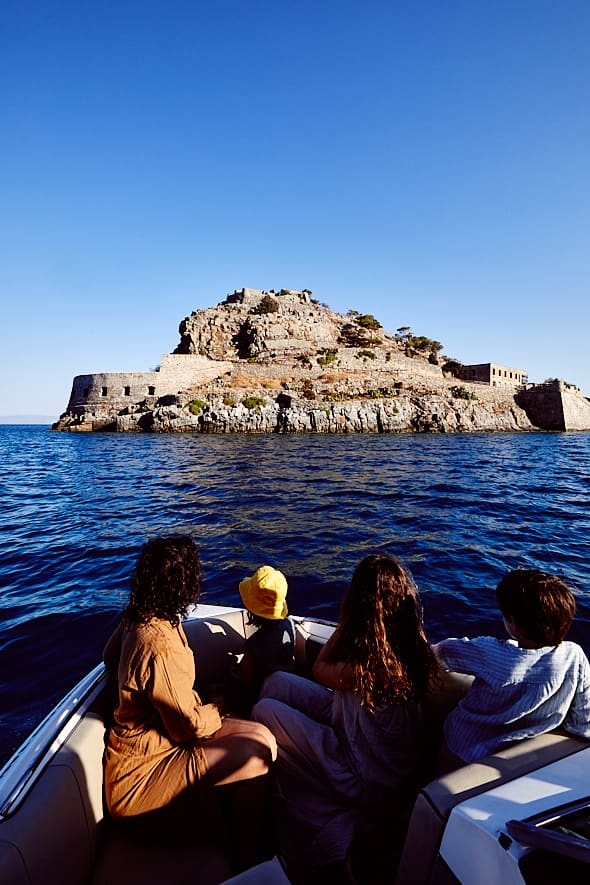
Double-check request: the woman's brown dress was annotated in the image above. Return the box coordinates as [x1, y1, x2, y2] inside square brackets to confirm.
[103, 618, 222, 818]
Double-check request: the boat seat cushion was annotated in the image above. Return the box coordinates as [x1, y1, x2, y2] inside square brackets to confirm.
[0, 711, 108, 885]
[92, 827, 232, 885]
[0, 763, 97, 885]
[184, 611, 248, 691]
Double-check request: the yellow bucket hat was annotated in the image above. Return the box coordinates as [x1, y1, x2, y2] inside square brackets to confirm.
[239, 565, 288, 620]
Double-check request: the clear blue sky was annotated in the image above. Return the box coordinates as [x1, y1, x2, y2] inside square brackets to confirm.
[1, 0, 588, 419]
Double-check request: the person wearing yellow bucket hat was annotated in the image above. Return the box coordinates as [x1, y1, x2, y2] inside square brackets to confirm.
[233, 566, 295, 711]
[239, 565, 289, 621]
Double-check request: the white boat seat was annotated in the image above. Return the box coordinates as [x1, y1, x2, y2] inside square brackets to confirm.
[395, 730, 589, 885]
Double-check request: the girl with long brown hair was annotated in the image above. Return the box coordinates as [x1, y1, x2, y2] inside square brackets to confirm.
[252, 553, 438, 875]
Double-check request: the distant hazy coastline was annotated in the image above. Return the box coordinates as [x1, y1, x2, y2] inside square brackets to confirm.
[0, 416, 57, 425]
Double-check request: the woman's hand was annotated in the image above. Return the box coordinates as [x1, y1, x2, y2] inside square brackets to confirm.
[209, 693, 227, 716]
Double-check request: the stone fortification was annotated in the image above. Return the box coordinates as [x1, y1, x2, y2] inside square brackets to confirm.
[66, 355, 233, 420]
[515, 381, 590, 431]
[52, 286, 581, 434]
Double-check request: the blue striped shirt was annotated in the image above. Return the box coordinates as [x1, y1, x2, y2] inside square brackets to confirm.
[433, 636, 590, 762]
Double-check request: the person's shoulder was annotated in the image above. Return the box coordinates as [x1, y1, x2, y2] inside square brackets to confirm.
[556, 640, 590, 663]
[129, 618, 177, 652]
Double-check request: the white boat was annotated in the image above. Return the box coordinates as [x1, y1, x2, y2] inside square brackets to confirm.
[1, 604, 589, 885]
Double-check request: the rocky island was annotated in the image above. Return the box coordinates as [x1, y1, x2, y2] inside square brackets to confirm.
[53, 288, 590, 433]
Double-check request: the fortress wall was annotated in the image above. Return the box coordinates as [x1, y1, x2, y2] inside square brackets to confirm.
[461, 383, 521, 404]
[560, 388, 590, 430]
[158, 354, 233, 389]
[333, 350, 443, 378]
[66, 356, 234, 413]
[67, 371, 161, 412]
[515, 383, 565, 430]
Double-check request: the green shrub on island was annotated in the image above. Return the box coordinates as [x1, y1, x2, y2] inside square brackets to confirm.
[338, 325, 371, 348]
[411, 335, 443, 354]
[187, 399, 207, 415]
[365, 387, 394, 398]
[450, 386, 477, 401]
[252, 294, 279, 315]
[395, 326, 443, 357]
[317, 348, 338, 366]
[321, 387, 396, 402]
[223, 396, 236, 407]
[302, 380, 316, 400]
[322, 390, 352, 402]
[241, 395, 266, 410]
[355, 314, 382, 330]
[442, 359, 464, 378]
[356, 350, 376, 360]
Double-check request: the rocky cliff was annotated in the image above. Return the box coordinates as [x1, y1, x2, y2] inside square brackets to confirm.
[53, 287, 553, 434]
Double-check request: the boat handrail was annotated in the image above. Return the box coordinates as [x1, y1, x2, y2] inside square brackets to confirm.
[0, 663, 108, 819]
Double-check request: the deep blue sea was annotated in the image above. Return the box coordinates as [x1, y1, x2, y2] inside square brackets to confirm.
[1, 425, 590, 767]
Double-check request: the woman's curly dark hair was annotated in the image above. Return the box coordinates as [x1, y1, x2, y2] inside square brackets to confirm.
[124, 536, 202, 626]
[328, 553, 439, 709]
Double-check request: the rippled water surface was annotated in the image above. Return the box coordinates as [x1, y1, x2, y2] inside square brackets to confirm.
[1, 426, 590, 764]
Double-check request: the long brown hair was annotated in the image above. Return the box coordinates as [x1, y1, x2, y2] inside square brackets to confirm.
[329, 553, 438, 709]
[125, 536, 202, 626]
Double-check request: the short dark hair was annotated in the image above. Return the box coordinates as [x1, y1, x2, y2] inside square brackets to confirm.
[125, 536, 201, 625]
[496, 569, 575, 646]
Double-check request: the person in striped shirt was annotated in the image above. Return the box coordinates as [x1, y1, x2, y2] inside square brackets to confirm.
[434, 568, 590, 770]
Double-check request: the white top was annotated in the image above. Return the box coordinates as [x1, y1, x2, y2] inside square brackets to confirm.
[433, 636, 590, 762]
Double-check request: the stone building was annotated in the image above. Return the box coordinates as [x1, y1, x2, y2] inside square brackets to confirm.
[462, 363, 527, 387]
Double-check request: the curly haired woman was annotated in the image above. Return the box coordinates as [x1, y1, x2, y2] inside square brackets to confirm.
[252, 553, 439, 875]
[103, 536, 276, 870]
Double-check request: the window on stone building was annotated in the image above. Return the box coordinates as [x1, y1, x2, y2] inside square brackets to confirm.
[101, 387, 108, 396]
[124, 386, 131, 396]
[148, 386, 156, 396]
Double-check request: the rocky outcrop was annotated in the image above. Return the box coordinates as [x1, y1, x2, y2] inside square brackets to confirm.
[52, 286, 559, 434]
[102, 393, 533, 434]
[176, 288, 343, 360]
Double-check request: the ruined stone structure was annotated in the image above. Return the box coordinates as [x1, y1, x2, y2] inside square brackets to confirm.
[53, 287, 590, 433]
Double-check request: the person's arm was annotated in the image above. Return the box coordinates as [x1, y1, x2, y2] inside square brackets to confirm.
[564, 650, 590, 739]
[432, 637, 487, 676]
[103, 621, 123, 674]
[312, 628, 355, 690]
[150, 646, 222, 743]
